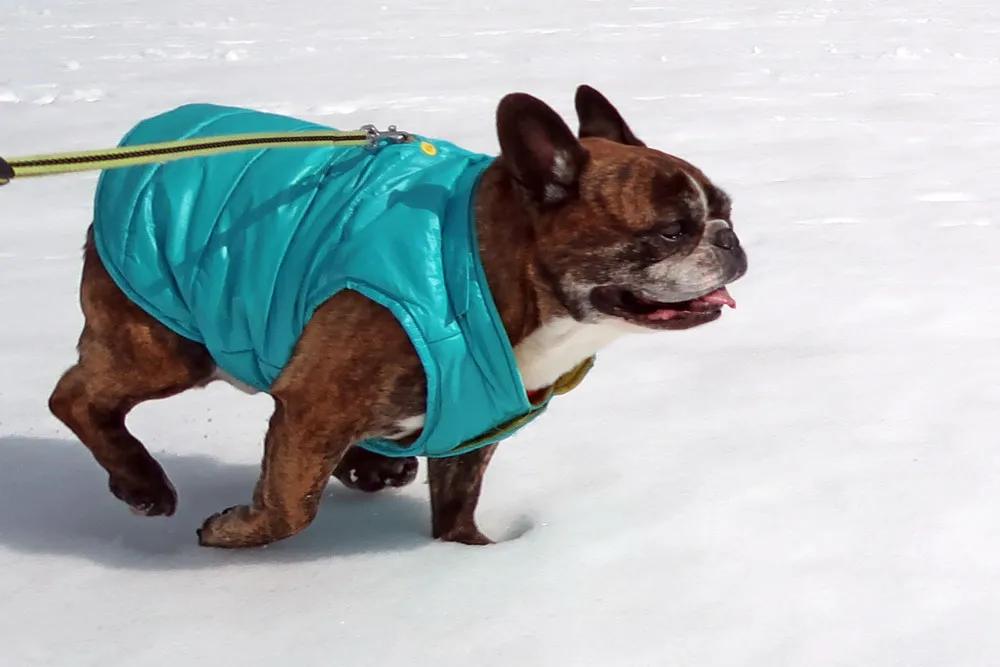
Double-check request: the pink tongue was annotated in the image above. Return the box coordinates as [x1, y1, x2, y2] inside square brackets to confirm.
[697, 287, 736, 309]
[646, 287, 737, 321]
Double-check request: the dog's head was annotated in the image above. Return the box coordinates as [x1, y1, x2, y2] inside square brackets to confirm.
[495, 85, 748, 331]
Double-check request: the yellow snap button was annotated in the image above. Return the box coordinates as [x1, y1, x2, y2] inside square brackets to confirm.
[420, 141, 437, 156]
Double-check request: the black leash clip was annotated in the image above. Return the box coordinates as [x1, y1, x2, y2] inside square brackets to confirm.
[0, 157, 13, 186]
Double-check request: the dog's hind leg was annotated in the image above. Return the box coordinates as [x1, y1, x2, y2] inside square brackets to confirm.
[48, 227, 215, 516]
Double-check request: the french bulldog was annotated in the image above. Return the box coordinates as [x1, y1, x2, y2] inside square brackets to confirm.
[47, 84, 747, 548]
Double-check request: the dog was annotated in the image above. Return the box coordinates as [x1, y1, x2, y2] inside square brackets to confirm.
[47, 85, 747, 548]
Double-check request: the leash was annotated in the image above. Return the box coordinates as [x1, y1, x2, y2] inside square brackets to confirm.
[0, 124, 412, 186]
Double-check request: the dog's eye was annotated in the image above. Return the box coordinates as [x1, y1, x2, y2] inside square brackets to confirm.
[657, 221, 685, 241]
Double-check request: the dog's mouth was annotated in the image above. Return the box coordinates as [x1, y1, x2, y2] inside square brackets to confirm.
[590, 286, 736, 329]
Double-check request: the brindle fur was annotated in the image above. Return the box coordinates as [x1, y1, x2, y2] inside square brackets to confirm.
[48, 85, 746, 548]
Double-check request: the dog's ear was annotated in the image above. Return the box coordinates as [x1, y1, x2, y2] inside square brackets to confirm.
[496, 93, 589, 207]
[574, 84, 646, 147]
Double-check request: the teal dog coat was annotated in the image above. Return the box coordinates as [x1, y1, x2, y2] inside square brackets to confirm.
[92, 104, 592, 458]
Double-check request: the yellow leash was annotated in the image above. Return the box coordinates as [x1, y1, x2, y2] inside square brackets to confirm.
[0, 124, 411, 186]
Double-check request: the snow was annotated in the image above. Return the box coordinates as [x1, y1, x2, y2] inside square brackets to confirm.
[2, 0, 1000, 664]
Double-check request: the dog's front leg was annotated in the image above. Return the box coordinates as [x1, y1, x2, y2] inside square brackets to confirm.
[197, 399, 350, 549]
[427, 444, 498, 545]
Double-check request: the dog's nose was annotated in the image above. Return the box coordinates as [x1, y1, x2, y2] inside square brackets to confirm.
[713, 227, 739, 251]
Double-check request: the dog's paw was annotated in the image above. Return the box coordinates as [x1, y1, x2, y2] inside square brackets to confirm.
[108, 470, 177, 517]
[197, 505, 268, 549]
[435, 526, 494, 546]
[333, 448, 419, 493]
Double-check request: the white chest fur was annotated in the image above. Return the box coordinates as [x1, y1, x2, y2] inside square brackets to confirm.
[513, 316, 633, 391]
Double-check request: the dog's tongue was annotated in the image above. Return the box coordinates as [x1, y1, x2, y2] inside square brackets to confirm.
[645, 288, 737, 321]
[697, 287, 737, 309]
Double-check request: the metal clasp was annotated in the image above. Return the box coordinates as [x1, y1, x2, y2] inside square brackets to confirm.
[360, 124, 412, 150]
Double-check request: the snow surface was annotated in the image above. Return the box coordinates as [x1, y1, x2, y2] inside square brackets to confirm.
[2, 0, 1000, 665]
